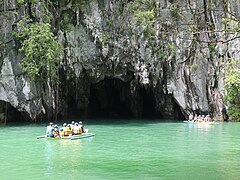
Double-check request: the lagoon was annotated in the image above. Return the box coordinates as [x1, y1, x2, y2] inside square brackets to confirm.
[0, 120, 239, 180]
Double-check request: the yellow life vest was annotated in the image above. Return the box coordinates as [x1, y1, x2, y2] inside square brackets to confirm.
[61, 127, 67, 136]
[65, 126, 72, 136]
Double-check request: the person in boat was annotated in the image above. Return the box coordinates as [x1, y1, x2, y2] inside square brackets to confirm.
[70, 121, 75, 130]
[193, 114, 198, 122]
[60, 123, 67, 137]
[53, 124, 61, 138]
[206, 115, 212, 122]
[73, 122, 81, 135]
[46, 122, 54, 137]
[65, 124, 72, 136]
[197, 115, 202, 122]
[188, 114, 194, 121]
[79, 121, 88, 133]
[78, 121, 83, 134]
[204, 115, 208, 122]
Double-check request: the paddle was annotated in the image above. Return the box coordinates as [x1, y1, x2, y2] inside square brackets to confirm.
[37, 135, 46, 139]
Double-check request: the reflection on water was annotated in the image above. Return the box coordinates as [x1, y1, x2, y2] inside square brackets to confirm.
[184, 123, 216, 138]
[185, 123, 214, 131]
[43, 136, 95, 178]
[44, 139, 83, 176]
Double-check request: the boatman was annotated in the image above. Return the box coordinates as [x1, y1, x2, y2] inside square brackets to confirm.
[79, 121, 88, 133]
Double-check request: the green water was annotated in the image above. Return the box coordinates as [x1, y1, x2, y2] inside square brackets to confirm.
[0, 121, 240, 180]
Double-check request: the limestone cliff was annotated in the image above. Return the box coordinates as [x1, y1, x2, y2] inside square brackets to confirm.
[0, 0, 239, 123]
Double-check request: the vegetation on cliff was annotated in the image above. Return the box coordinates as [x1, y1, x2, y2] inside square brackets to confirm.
[223, 16, 240, 121]
[14, 18, 62, 82]
[1, 0, 240, 122]
[225, 60, 240, 120]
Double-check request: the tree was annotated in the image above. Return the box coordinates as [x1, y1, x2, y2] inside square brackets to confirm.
[15, 18, 62, 82]
[224, 60, 240, 121]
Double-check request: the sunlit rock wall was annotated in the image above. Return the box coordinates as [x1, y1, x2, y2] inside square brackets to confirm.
[0, 0, 239, 121]
[0, 1, 44, 121]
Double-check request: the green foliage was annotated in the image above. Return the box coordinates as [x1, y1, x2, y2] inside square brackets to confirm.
[14, 18, 62, 82]
[127, 0, 179, 61]
[128, 0, 156, 29]
[101, 32, 111, 44]
[227, 104, 240, 122]
[128, 0, 158, 53]
[16, 0, 25, 4]
[169, 3, 182, 21]
[189, 64, 199, 71]
[0, 12, 10, 18]
[158, 48, 165, 59]
[61, 12, 73, 32]
[133, 9, 155, 27]
[16, 0, 36, 5]
[224, 60, 240, 121]
[168, 44, 176, 52]
[225, 61, 240, 98]
[72, 0, 90, 9]
[49, 0, 91, 9]
[223, 16, 240, 33]
[208, 42, 216, 58]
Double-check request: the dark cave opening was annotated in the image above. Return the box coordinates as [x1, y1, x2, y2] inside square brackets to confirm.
[140, 87, 163, 119]
[65, 94, 81, 119]
[88, 78, 133, 119]
[87, 78, 185, 120]
[87, 78, 166, 119]
[0, 100, 25, 124]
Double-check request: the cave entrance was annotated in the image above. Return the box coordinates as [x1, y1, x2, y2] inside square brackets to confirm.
[87, 78, 185, 120]
[87, 78, 164, 119]
[139, 87, 163, 119]
[0, 100, 24, 124]
[88, 78, 133, 119]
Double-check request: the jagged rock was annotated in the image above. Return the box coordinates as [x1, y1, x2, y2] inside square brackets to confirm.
[1, 0, 240, 122]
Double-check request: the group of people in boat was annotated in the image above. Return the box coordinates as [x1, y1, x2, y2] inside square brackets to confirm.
[188, 114, 212, 122]
[46, 121, 87, 138]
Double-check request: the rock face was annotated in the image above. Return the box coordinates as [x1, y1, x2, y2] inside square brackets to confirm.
[0, 0, 239, 122]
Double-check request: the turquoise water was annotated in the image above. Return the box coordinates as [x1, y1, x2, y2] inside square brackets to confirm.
[0, 120, 240, 180]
